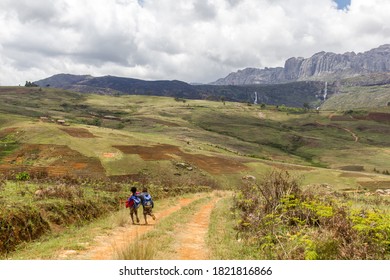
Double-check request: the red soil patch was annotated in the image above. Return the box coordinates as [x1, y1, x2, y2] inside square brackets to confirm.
[339, 165, 365, 172]
[367, 112, 390, 123]
[0, 127, 18, 138]
[114, 144, 180, 161]
[103, 153, 116, 158]
[339, 172, 374, 178]
[344, 112, 390, 123]
[182, 153, 247, 174]
[72, 163, 88, 170]
[359, 181, 390, 190]
[0, 144, 105, 179]
[330, 112, 390, 123]
[0, 87, 35, 94]
[330, 115, 357, 121]
[113, 144, 248, 174]
[60, 127, 97, 138]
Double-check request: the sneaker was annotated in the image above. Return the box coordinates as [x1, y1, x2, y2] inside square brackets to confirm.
[152, 215, 156, 220]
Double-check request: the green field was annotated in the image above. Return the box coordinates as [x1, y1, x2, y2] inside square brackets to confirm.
[1, 86, 390, 187]
[1, 86, 390, 258]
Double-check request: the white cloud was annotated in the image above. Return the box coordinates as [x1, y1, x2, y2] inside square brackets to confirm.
[0, 0, 390, 85]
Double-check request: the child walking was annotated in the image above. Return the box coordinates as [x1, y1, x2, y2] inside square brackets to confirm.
[126, 186, 141, 224]
[140, 187, 156, 225]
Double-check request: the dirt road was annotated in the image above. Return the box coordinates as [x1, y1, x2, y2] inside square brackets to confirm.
[56, 192, 222, 260]
[175, 197, 220, 260]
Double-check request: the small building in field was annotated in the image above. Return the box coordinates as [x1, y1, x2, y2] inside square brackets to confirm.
[57, 119, 66, 125]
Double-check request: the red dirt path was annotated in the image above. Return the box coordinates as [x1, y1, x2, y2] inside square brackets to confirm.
[57, 196, 200, 260]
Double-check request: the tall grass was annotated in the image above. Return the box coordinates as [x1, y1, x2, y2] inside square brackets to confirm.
[114, 236, 156, 260]
[208, 195, 257, 259]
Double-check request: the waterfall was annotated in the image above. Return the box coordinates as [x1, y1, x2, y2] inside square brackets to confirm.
[254, 92, 258, 104]
[323, 82, 328, 100]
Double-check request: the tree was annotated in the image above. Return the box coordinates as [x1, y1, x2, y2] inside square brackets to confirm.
[25, 81, 38, 87]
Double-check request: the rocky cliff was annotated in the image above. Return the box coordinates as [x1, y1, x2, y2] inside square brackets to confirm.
[212, 44, 390, 85]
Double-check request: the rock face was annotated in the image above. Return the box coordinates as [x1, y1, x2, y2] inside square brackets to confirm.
[212, 67, 285, 85]
[212, 44, 390, 85]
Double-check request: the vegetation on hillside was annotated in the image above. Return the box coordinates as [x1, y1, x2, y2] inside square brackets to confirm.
[36, 74, 329, 107]
[1, 86, 390, 259]
[322, 84, 390, 110]
[0, 175, 211, 256]
[232, 170, 390, 259]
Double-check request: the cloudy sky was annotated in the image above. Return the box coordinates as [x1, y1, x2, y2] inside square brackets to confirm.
[0, 0, 389, 85]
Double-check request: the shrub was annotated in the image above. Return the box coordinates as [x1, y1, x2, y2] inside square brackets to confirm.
[0, 176, 213, 255]
[233, 169, 390, 259]
[0, 204, 50, 253]
[15, 172, 30, 181]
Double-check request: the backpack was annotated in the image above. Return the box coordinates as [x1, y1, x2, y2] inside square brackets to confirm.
[132, 195, 141, 209]
[126, 195, 141, 209]
[143, 193, 153, 209]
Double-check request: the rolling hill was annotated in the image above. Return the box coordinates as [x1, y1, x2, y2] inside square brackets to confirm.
[1, 86, 390, 188]
[1, 86, 390, 259]
[34, 73, 332, 108]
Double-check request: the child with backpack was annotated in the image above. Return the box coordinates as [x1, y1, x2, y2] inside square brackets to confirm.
[140, 187, 156, 225]
[126, 186, 141, 224]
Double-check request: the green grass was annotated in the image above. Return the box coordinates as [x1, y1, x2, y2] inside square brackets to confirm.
[208, 195, 260, 259]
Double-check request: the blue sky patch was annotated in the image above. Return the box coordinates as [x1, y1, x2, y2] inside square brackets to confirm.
[335, 0, 351, 10]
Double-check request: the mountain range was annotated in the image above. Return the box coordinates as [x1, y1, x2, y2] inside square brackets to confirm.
[211, 44, 390, 85]
[35, 73, 329, 107]
[34, 44, 390, 108]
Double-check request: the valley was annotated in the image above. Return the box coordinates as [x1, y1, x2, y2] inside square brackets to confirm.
[1, 86, 390, 260]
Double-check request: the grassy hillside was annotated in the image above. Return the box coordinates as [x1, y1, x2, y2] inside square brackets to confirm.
[322, 84, 390, 110]
[1, 86, 390, 186]
[35, 74, 328, 107]
[1, 86, 390, 258]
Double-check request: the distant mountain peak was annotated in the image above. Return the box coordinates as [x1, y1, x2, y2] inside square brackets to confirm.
[211, 44, 390, 85]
